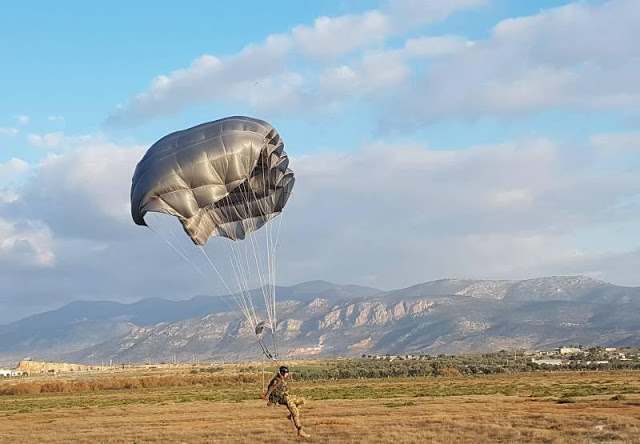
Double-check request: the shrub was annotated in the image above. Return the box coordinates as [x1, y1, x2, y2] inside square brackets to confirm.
[557, 395, 576, 404]
[435, 367, 462, 377]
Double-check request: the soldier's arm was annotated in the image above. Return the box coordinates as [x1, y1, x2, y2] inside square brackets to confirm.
[264, 377, 282, 398]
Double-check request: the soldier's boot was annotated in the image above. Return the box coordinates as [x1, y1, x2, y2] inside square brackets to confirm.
[298, 428, 311, 438]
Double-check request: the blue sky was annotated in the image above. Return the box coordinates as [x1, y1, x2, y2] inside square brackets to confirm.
[1, 0, 639, 323]
[3, 0, 620, 160]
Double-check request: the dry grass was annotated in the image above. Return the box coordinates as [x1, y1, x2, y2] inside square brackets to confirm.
[0, 370, 638, 443]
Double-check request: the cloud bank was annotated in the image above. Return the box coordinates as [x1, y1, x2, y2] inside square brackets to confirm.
[1, 129, 638, 323]
[106, 0, 639, 127]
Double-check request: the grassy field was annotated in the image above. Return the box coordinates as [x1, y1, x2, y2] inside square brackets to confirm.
[0, 367, 639, 443]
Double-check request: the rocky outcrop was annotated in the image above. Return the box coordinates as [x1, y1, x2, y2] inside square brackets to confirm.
[354, 302, 391, 326]
[454, 281, 513, 300]
[319, 308, 342, 329]
[15, 360, 92, 375]
[281, 319, 303, 339]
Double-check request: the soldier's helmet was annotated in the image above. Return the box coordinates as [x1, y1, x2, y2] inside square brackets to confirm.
[279, 366, 289, 375]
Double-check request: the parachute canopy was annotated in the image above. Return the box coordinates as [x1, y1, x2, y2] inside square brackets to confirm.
[131, 116, 295, 245]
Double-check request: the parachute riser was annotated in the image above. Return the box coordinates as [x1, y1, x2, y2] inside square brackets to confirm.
[257, 336, 277, 361]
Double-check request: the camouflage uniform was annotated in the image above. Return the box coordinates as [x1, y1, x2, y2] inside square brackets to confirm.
[265, 373, 307, 432]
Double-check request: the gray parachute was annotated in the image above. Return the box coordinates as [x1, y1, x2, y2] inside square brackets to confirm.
[131, 116, 295, 245]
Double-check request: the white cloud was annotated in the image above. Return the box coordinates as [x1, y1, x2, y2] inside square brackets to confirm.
[0, 128, 19, 137]
[0, 129, 167, 317]
[396, 0, 640, 122]
[13, 115, 30, 125]
[275, 0, 484, 60]
[27, 131, 65, 148]
[0, 190, 19, 204]
[106, 36, 292, 126]
[106, 0, 484, 125]
[47, 115, 65, 122]
[26, 132, 111, 152]
[490, 189, 534, 208]
[402, 35, 472, 58]
[291, 11, 391, 59]
[0, 157, 29, 179]
[0, 218, 54, 267]
[591, 131, 640, 153]
[316, 35, 471, 104]
[12, 138, 146, 237]
[281, 135, 640, 288]
[105, 0, 640, 128]
[1, 129, 639, 322]
[318, 51, 409, 101]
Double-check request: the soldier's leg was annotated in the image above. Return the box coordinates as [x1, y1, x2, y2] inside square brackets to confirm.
[284, 396, 302, 430]
[290, 395, 306, 408]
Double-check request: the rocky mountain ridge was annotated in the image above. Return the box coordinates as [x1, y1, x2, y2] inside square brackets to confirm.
[1, 276, 638, 365]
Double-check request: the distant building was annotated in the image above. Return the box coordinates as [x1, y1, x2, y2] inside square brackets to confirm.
[531, 359, 563, 366]
[604, 347, 617, 352]
[0, 369, 24, 377]
[559, 346, 582, 355]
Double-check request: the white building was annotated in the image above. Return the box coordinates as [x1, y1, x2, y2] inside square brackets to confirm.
[532, 359, 563, 366]
[559, 347, 582, 355]
[0, 368, 25, 377]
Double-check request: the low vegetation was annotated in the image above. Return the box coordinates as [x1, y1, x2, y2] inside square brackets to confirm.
[1, 356, 638, 442]
[0, 367, 638, 443]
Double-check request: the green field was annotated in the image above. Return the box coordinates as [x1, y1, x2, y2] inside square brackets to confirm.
[1, 364, 639, 443]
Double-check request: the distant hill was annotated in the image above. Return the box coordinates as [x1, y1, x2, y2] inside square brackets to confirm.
[0, 281, 379, 364]
[0, 276, 638, 365]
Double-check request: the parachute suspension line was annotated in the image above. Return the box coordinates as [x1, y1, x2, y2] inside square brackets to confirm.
[232, 194, 266, 328]
[225, 238, 259, 327]
[212, 188, 270, 356]
[254, 165, 283, 360]
[145, 214, 206, 279]
[267, 199, 286, 331]
[245, 179, 277, 322]
[241, 180, 272, 314]
[271, 213, 285, 320]
[243, 218, 278, 360]
[268, 212, 285, 359]
[227, 191, 259, 329]
[239, 180, 276, 335]
[249, 175, 279, 359]
[240, 193, 271, 328]
[224, 172, 278, 361]
[197, 247, 247, 323]
[145, 213, 246, 325]
[196, 246, 233, 296]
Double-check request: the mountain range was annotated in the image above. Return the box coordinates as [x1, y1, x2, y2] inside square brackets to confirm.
[1, 276, 638, 365]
